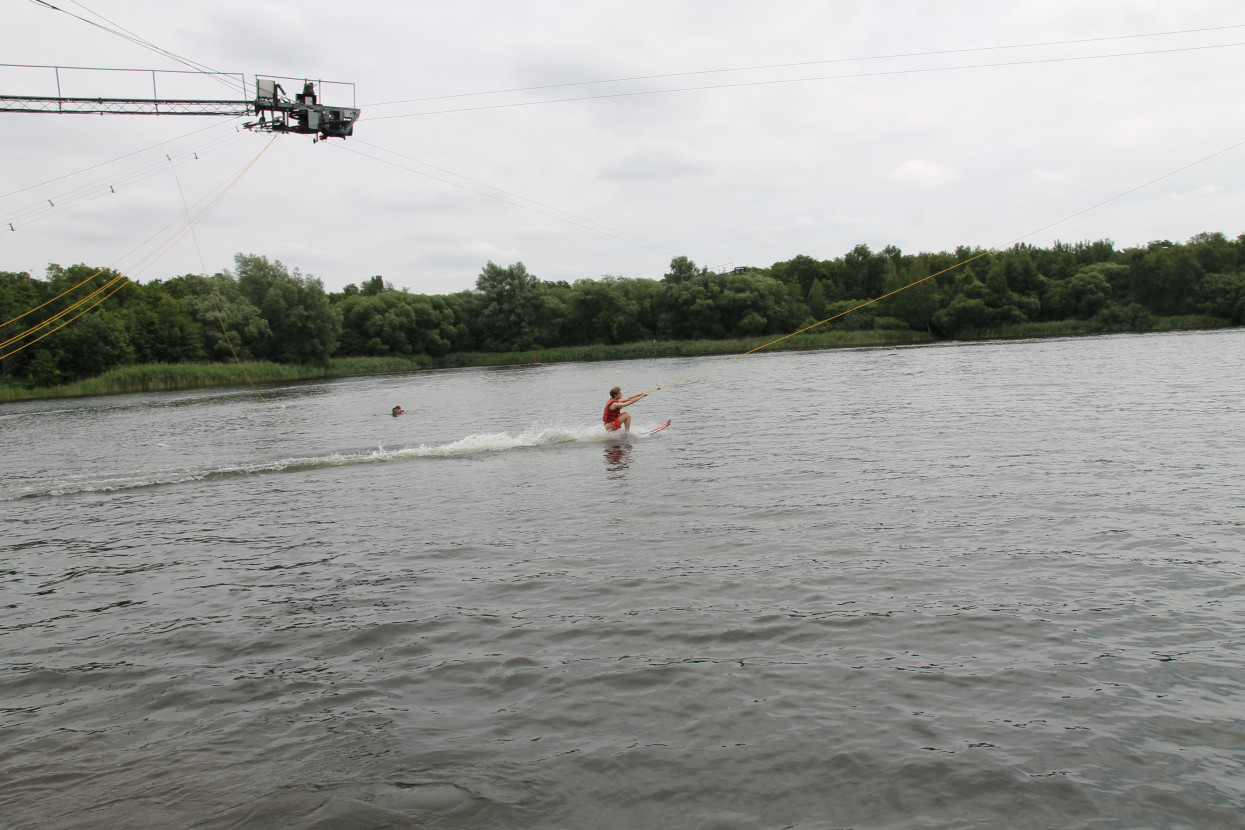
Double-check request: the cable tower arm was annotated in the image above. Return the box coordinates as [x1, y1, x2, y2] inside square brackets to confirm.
[244, 78, 360, 139]
[0, 95, 251, 116]
[0, 66, 361, 139]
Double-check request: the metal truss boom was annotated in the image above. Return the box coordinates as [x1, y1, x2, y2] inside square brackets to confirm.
[0, 95, 251, 116]
[0, 65, 359, 138]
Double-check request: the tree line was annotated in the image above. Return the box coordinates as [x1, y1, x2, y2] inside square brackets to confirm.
[2, 232, 1243, 388]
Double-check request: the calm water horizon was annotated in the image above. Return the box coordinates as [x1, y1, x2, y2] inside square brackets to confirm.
[2, 329, 1244, 829]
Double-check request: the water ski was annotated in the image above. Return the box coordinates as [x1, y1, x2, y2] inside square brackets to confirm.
[647, 420, 671, 435]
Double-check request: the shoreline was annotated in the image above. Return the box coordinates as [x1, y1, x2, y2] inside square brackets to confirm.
[1, 317, 1232, 403]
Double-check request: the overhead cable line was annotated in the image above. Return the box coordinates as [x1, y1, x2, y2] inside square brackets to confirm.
[645, 136, 1245, 395]
[1, 147, 267, 355]
[27, 0, 244, 96]
[332, 140, 690, 260]
[0, 137, 279, 360]
[365, 24, 1245, 107]
[0, 267, 129, 355]
[0, 273, 133, 359]
[0, 122, 250, 231]
[168, 136, 298, 418]
[0, 117, 242, 201]
[367, 41, 1245, 120]
[1, 265, 115, 333]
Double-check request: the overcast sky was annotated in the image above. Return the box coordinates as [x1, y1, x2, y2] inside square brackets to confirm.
[2, 1, 1243, 295]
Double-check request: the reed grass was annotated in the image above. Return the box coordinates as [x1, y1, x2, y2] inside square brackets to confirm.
[1153, 315, 1230, 332]
[955, 315, 1232, 342]
[0, 319, 1232, 402]
[428, 330, 935, 369]
[0, 356, 431, 402]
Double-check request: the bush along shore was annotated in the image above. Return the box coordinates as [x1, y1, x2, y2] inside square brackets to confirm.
[0, 329, 926, 401]
[3, 233, 1243, 400]
[2, 316, 1234, 403]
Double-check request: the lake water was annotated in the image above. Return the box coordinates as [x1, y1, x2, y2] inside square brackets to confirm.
[2, 329, 1244, 830]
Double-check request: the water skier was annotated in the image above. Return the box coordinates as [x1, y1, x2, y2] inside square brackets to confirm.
[603, 385, 654, 433]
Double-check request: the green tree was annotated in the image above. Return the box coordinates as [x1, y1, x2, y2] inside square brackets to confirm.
[7, 265, 137, 383]
[806, 279, 828, 320]
[336, 292, 416, 356]
[334, 290, 460, 357]
[474, 261, 551, 351]
[55, 309, 135, 379]
[771, 254, 835, 298]
[121, 284, 207, 364]
[1187, 231, 1238, 274]
[664, 255, 703, 284]
[822, 298, 876, 331]
[359, 275, 392, 296]
[784, 282, 812, 331]
[186, 275, 270, 362]
[716, 272, 786, 335]
[0, 270, 45, 379]
[661, 271, 786, 339]
[931, 296, 993, 335]
[841, 243, 887, 299]
[931, 268, 1025, 335]
[1124, 242, 1202, 315]
[26, 349, 63, 388]
[232, 254, 341, 365]
[1043, 268, 1111, 320]
[1091, 302, 1156, 331]
[885, 258, 940, 332]
[1197, 272, 1245, 324]
[566, 277, 649, 345]
[409, 295, 462, 356]
[984, 262, 1039, 320]
[1002, 248, 1048, 297]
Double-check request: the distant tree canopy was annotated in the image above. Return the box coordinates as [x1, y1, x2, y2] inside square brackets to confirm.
[3, 233, 1244, 387]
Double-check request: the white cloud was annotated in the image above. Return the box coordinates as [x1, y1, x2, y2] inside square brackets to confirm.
[1026, 168, 1069, 186]
[2, 0, 1243, 292]
[601, 144, 713, 182]
[890, 159, 961, 189]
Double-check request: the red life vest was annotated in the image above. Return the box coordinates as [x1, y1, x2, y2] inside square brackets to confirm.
[603, 397, 621, 427]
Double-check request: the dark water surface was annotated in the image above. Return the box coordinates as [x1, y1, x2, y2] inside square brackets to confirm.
[2, 330, 1244, 829]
